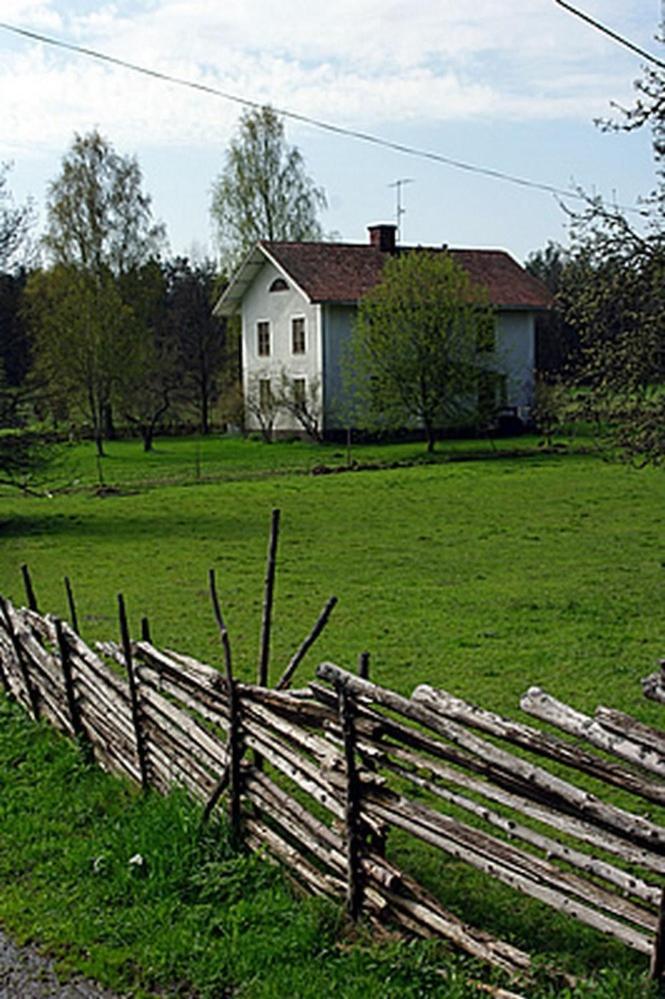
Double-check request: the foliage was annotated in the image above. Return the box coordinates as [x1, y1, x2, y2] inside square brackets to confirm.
[558, 41, 665, 464]
[0, 432, 57, 493]
[245, 372, 279, 442]
[0, 163, 34, 274]
[23, 265, 135, 455]
[524, 241, 579, 378]
[210, 106, 326, 275]
[0, 268, 31, 391]
[348, 252, 495, 452]
[277, 369, 323, 442]
[30, 131, 168, 452]
[162, 257, 228, 434]
[43, 130, 165, 276]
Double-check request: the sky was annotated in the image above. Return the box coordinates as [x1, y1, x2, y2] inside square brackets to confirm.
[0, 1, 661, 266]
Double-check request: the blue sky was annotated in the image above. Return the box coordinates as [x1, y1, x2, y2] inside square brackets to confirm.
[0, 1, 660, 265]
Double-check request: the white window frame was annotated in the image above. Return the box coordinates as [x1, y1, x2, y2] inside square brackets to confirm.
[291, 315, 306, 355]
[257, 319, 271, 357]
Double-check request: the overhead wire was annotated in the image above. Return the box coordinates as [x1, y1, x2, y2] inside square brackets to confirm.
[553, 1, 665, 71]
[0, 19, 649, 215]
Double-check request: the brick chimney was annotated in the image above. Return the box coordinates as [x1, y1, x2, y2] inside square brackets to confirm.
[368, 224, 397, 253]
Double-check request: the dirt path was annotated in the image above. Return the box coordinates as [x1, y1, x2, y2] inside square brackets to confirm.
[0, 928, 120, 999]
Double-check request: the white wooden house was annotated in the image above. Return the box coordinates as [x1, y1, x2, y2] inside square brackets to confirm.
[214, 224, 551, 437]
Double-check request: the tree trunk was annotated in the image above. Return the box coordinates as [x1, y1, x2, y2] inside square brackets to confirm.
[103, 402, 116, 440]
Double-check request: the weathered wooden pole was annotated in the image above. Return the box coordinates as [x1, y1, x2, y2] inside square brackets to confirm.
[275, 595, 338, 691]
[118, 594, 150, 792]
[650, 887, 665, 980]
[357, 651, 370, 679]
[64, 576, 79, 634]
[54, 618, 87, 746]
[21, 564, 38, 612]
[140, 616, 152, 643]
[207, 568, 242, 839]
[336, 681, 364, 921]
[257, 508, 280, 688]
[0, 596, 39, 718]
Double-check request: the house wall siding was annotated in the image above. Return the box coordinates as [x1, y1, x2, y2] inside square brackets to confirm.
[321, 303, 356, 430]
[242, 260, 321, 433]
[495, 311, 535, 412]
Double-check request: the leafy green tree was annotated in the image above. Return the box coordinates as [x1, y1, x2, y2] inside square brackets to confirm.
[558, 35, 665, 463]
[0, 163, 34, 274]
[163, 258, 227, 434]
[115, 260, 179, 451]
[525, 241, 579, 378]
[348, 252, 495, 452]
[44, 130, 165, 276]
[24, 265, 134, 456]
[34, 131, 166, 449]
[210, 106, 326, 275]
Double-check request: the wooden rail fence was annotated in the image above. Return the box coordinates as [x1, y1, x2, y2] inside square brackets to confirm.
[3, 590, 665, 991]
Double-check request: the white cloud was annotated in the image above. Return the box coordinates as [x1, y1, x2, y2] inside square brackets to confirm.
[0, 0, 655, 159]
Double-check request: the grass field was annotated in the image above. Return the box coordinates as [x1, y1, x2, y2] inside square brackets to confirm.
[1, 435, 664, 996]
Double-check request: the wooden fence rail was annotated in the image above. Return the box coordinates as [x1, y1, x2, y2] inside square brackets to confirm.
[4, 594, 665, 990]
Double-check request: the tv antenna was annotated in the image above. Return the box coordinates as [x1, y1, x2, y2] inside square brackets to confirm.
[389, 178, 413, 243]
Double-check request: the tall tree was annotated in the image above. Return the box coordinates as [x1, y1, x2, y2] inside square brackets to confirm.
[32, 131, 166, 451]
[44, 130, 165, 276]
[525, 242, 579, 378]
[0, 163, 34, 274]
[163, 258, 227, 434]
[24, 265, 134, 456]
[210, 106, 326, 274]
[348, 252, 495, 452]
[559, 41, 665, 463]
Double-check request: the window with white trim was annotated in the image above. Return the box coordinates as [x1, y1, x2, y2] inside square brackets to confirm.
[291, 317, 306, 354]
[257, 320, 271, 357]
[259, 378, 273, 410]
[292, 377, 306, 406]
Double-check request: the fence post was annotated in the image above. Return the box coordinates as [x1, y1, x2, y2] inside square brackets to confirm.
[64, 577, 79, 634]
[21, 564, 38, 612]
[336, 681, 364, 921]
[357, 651, 370, 679]
[0, 596, 39, 719]
[650, 887, 665, 980]
[207, 568, 243, 842]
[118, 594, 150, 792]
[140, 617, 152, 643]
[257, 508, 280, 688]
[54, 618, 87, 746]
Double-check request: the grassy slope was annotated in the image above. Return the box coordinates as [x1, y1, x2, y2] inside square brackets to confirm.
[1, 436, 664, 995]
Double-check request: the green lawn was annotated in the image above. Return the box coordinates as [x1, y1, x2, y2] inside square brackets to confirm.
[42, 431, 581, 491]
[1, 438, 664, 996]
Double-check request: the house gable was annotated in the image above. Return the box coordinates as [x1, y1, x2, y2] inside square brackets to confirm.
[241, 258, 322, 434]
[214, 227, 552, 435]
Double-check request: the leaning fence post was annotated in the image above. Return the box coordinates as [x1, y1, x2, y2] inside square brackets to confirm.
[0, 596, 39, 719]
[118, 594, 150, 792]
[650, 887, 665, 980]
[54, 618, 87, 747]
[206, 569, 243, 841]
[140, 616, 152, 643]
[257, 508, 280, 688]
[336, 681, 364, 921]
[64, 576, 79, 634]
[21, 564, 38, 612]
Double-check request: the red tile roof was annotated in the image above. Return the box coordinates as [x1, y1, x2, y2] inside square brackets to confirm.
[261, 241, 552, 310]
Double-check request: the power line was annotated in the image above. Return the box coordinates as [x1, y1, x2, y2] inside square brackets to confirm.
[553, 1, 665, 70]
[0, 19, 645, 214]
